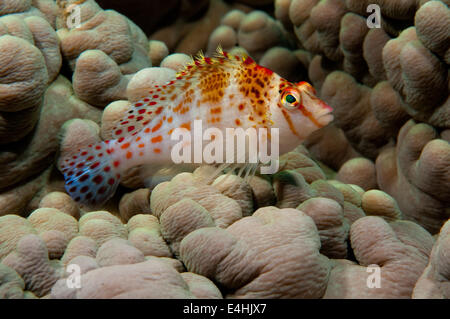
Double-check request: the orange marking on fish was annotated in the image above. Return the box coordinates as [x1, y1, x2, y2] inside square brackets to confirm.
[151, 135, 163, 143]
[152, 120, 163, 132]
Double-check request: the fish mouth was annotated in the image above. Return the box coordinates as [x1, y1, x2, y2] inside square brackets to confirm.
[316, 111, 334, 127]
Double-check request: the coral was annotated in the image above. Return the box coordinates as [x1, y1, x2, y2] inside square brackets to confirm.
[61, 236, 98, 266]
[382, 25, 448, 127]
[0, 33, 46, 143]
[78, 211, 128, 246]
[360, 190, 402, 221]
[304, 124, 360, 171]
[320, 71, 406, 159]
[151, 173, 243, 228]
[2, 234, 62, 297]
[376, 120, 450, 234]
[247, 175, 276, 208]
[212, 175, 254, 217]
[126, 214, 172, 257]
[0, 75, 102, 216]
[180, 272, 223, 299]
[118, 188, 152, 222]
[324, 216, 434, 298]
[0, 0, 448, 301]
[0, 0, 58, 26]
[27, 207, 78, 241]
[180, 206, 331, 298]
[336, 157, 377, 190]
[51, 257, 197, 298]
[0, 215, 37, 260]
[159, 198, 215, 257]
[38, 191, 80, 219]
[95, 238, 145, 267]
[148, 40, 169, 67]
[413, 219, 450, 298]
[150, 0, 246, 55]
[40, 230, 69, 260]
[56, 0, 151, 107]
[297, 197, 349, 259]
[0, 263, 25, 299]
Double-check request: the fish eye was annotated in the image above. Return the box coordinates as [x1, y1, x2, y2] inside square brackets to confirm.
[285, 94, 296, 103]
[281, 89, 301, 110]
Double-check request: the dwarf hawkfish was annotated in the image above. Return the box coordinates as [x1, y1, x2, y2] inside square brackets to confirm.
[59, 48, 334, 206]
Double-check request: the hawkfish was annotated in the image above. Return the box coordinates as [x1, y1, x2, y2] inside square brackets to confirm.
[59, 48, 333, 205]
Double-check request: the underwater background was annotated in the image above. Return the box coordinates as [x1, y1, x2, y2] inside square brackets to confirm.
[0, 0, 449, 299]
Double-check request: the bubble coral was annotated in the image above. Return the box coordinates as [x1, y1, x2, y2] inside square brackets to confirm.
[376, 120, 450, 234]
[0, 263, 26, 299]
[180, 206, 330, 298]
[51, 257, 198, 298]
[324, 216, 434, 298]
[413, 219, 450, 298]
[126, 214, 172, 258]
[0, 215, 37, 260]
[56, 0, 151, 107]
[151, 172, 243, 228]
[78, 211, 128, 246]
[2, 234, 63, 297]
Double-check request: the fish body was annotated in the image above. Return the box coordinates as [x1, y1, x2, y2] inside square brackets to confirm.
[59, 48, 333, 205]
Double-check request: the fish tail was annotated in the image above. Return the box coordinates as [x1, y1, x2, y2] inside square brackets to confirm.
[59, 141, 121, 206]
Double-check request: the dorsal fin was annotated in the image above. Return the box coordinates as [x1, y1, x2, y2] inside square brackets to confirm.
[175, 47, 254, 80]
[111, 47, 254, 140]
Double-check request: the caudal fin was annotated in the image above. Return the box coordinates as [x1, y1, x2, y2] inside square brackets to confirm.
[59, 141, 121, 206]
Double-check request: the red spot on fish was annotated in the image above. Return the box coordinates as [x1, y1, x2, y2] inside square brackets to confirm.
[149, 101, 157, 106]
[86, 156, 94, 161]
[126, 151, 133, 159]
[90, 162, 100, 169]
[79, 174, 89, 182]
[108, 178, 115, 186]
[243, 56, 254, 65]
[104, 166, 111, 172]
[92, 175, 103, 184]
[118, 137, 125, 143]
[80, 186, 89, 193]
[115, 129, 123, 135]
[138, 109, 145, 114]
[135, 103, 143, 107]
[127, 126, 135, 132]
[113, 161, 120, 167]
[98, 186, 107, 194]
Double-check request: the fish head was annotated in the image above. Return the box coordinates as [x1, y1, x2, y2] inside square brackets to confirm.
[274, 80, 333, 143]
